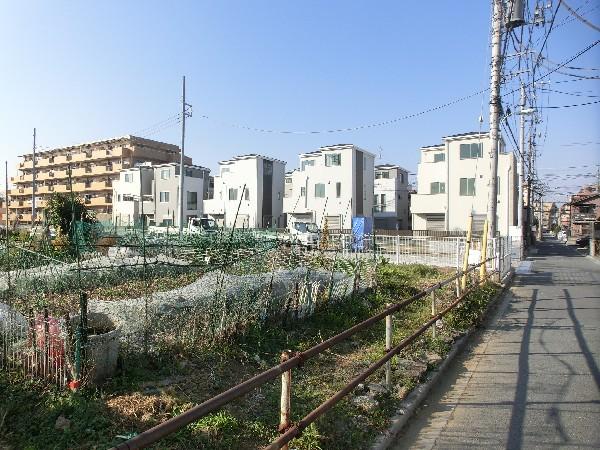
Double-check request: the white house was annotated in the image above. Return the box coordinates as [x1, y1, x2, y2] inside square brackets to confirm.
[112, 162, 210, 227]
[374, 164, 410, 230]
[283, 144, 375, 230]
[411, 132, 517, 236]
[203, 154, 286, 228]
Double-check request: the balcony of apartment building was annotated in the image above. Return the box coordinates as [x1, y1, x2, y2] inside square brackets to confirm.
[283, 194, 313, 214]
[410, 191, 447, 215]
[19, 159, 33, 170]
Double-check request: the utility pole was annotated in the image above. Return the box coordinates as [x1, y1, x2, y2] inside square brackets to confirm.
[486, 0, 504, 239]
[31, 128, 37, 225]
[177, 76, 192, 233]
[518, 84, 525, 256]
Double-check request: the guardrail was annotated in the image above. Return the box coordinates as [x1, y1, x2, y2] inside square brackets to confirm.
[111, 257, 501, 450]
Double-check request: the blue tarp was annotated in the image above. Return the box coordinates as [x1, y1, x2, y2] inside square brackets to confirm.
[351, 216, 372, 251]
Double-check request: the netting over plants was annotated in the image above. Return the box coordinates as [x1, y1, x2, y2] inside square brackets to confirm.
[0, 222, 376, 388]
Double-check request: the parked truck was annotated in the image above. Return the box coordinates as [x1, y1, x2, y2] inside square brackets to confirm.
[148, 217, 219, 235]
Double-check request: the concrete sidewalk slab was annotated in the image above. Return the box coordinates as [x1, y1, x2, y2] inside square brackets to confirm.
[389, 241, 600, 450]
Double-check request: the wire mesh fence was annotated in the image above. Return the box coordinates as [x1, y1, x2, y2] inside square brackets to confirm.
[0, 220, 378, 388]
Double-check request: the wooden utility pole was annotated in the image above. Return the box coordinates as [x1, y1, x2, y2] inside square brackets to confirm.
[486, 0, 504, 239]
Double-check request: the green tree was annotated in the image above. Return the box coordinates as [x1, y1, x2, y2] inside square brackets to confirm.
[45, 192, 96, 236]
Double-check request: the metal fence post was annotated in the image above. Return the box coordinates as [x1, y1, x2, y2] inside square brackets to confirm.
[461, 215, 473, 291]
[279, 350, 293, 450]
[430, 291, 436, 340]
[395, 236, 400, 264]
[385, 304, 392, 388]
[480, 219, 489, 281]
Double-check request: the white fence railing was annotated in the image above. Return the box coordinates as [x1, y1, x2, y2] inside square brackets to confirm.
[333, 234, 512, 275]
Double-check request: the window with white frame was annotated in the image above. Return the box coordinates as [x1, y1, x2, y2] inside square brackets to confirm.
[300, 187, 306, 197]
[228, 188, 238, 200]
[159, 191, 170, 202]
[314, 183, 325, 198]
[301, 159, 315, 171]
[161, 169, 170, 180]
[433, 153, 445, 162]
[124, 173, 133, 183]
[430, 182, 445, 194]
[459, 178, 476, 196]
[336, 182, 341, 198]
[459, 143, 482, 159]
[324, 153, 341, 167]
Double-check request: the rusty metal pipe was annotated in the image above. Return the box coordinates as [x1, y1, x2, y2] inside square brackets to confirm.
[264, 274, 493, 450]
[112, 260, 494, 450]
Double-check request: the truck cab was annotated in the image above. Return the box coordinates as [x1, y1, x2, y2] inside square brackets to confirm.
[289, 221, 320, 247]
[188, 217, 219, 234]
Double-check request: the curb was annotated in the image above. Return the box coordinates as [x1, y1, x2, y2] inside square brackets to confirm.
[371, 269, 515, 450]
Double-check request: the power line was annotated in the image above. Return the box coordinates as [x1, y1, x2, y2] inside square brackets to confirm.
[562, 0, 600, 32]
[537, 99, 600, 108]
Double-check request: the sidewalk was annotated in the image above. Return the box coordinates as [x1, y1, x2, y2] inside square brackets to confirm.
[390, 240, 600, 449]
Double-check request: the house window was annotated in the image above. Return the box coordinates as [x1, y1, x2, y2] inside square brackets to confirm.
[459, 178, 476, 196]
[228, 188, 238, 200]
[430, 182, 446, 194]
[325, 153, 341, 167]
[277, 192, 281, 200]
[159, 191, 170, 202]
[399, 173, 404, 183]
[285, 178, 292, 184]
[300, 187, 306, 197]
[459, 143, 483, 159]
[124, 173, 133, 183]
[314, 183, 325, 198]
[187, 191, 197, 210]
[336, 182, 341, 198]
[245, 189, 250, 200]
[434, 153, 445, 162]
[301, 160, 315, 171]
[84, 179, 91, 188]
[221, 167, 230, 174]
[379, 194, 387, 212]
[161, 169, 170, 180]
[375, 171, 390, 179]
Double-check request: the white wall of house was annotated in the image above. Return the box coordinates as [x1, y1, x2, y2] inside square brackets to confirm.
[203, 155, 286, 228]
[374, 164, 410, 230]
[283, 144, 375, 230]
[411, 132, 517, 236]
[112, 163, 209, 227]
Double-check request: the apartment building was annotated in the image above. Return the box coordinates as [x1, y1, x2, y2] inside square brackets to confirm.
[374, 164, 410, 230]
[8, 135, 189, 224]
[112, 162, 210, 227]
[204, 154, 286, 228]
[283, 144, 375, 230]
[411, 132, 517, 236]
[541, 202, 558, 231]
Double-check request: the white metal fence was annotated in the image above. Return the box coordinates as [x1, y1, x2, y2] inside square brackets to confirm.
[334, 234, 512, 277]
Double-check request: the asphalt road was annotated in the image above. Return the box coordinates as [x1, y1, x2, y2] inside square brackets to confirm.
[391, 240, 600, 449]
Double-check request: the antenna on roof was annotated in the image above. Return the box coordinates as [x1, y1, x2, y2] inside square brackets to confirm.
[378, 146, 383, 160]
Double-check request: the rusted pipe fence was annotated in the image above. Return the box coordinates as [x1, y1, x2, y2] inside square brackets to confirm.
[112, 258, 497, 450]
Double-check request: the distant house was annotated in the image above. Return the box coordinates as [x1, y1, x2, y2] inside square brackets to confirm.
[112, 162, 210, 227]
[410, 131, 518, 236]
[203, 154, 286, 228]
[283, 144, 375, 230]
[568, 185, 600, 238]
[373, 164, 410, 230]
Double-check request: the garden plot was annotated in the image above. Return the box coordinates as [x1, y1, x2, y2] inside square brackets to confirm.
[90, 266, 355, 348]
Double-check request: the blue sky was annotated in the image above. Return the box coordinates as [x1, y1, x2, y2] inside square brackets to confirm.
[1, 0, 598, 202]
